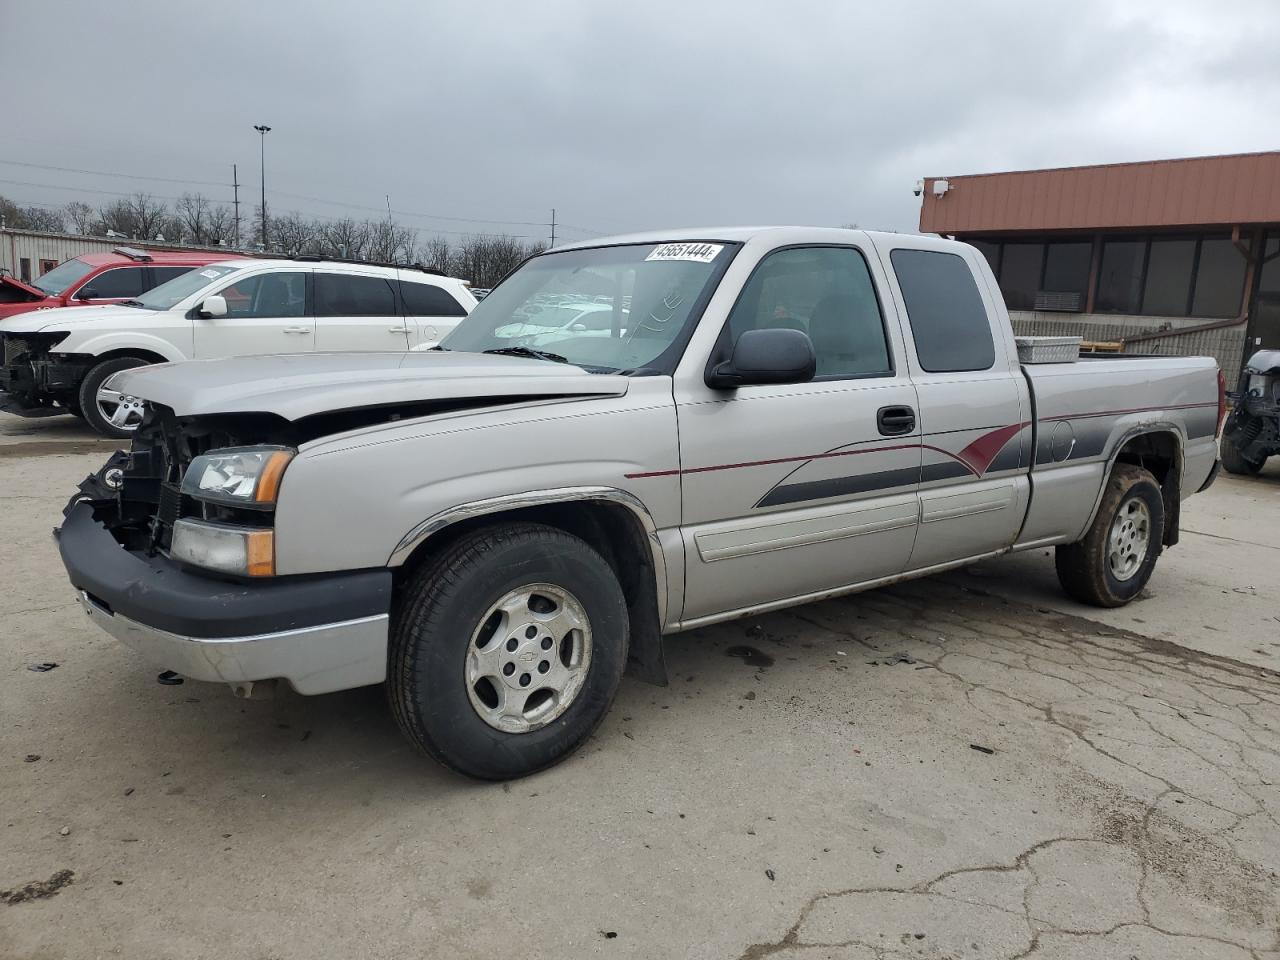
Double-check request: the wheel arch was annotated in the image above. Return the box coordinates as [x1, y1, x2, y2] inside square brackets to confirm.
[1084, 426, 1184, 547]
[88, 347, 169, 367]
[390, 487, 670, 686]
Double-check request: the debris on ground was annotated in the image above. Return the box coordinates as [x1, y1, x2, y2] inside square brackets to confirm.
[765, 869, 775, 881]
[26, 662, 58, 673]
[969, 744, 995, 755]
[867, 652, 917, 666]
[725, 645, 774, 668]
[1, 869, 74, 905]
[24, 754, 40, 763]
[156, 671, 183, 685]
[58, 826, 70, 836]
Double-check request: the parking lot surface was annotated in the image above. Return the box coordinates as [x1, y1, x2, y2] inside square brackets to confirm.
[3, 412, 1278, 959]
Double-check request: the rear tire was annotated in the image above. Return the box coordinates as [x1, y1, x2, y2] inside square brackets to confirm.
[78, 357, 150, 439]
[1055, 464, 1164, 608]
[388, 522, 629, 780]
[1220, 434, 1265, 475]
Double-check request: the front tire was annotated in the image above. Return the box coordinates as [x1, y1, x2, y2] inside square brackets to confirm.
[78, 356, 151, 439]
[1055, 464, 1165, 608]
[389, 522, 629, 780]
[1220, 433, 1265, 475]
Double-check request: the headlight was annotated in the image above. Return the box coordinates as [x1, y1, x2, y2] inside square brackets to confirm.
[171, 519, 274, 577]
[181, 446, 294, 508]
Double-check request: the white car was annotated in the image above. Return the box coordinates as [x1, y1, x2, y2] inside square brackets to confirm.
[493, 302, 627, 346]
[0, 259, 475, 437]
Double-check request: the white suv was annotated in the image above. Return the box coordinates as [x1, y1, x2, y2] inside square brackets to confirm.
[0, 259, 476, 437]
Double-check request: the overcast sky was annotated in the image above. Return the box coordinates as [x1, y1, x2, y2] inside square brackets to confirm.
[3, 0, 1277, 243]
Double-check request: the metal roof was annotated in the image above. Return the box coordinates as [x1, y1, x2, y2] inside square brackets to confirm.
[918, 150, 1280, 235]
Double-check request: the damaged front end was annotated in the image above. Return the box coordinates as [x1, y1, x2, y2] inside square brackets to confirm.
[58, 402, 393, 695]
[0, 332, 82, 415]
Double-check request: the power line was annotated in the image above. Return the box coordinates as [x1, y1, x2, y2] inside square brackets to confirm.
[0, 158, 227, 189]
[0, 156, 615, 236]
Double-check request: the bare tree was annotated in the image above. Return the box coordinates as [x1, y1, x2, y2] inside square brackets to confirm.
[204, 205, 236, 247]
[449, 234, 544, 287]
[176, 193, 211, 244]
[269, 211, 319, 256]
[64, 201, 95, 234]
[320, 217, 370, 260]
[366, 220, 417, 263]
[421, 236, 452, 274]
[0, 196, 65, 232]
[96, 199, 138, 237]
[128, 193, 170, 241]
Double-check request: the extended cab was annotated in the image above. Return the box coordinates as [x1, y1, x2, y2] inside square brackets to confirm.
[56, 228, 1223, 779]
[0, 246, 241, 319]
[1, 258, 474, 437]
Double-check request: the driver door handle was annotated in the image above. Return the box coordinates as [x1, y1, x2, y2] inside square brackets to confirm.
[283, 326, 310, 335]
[877, 405, 916, 436]
[388, 325, 408, 333]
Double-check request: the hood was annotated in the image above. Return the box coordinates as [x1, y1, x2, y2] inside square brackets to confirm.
[1245, 349, 1280, 374]
[1, 275, 47, 299]
[0, 303, 140, 335]
[110, 351, 631, 421]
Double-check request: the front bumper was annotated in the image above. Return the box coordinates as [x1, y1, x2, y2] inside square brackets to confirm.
[57, 501, 393, 694]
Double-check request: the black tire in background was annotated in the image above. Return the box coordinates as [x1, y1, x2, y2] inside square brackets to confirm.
[77, 356, 150, 439]
[1220, 433, 1265, 475]
[388, 522, 629, 781]
[1055, 464, 1165, 608]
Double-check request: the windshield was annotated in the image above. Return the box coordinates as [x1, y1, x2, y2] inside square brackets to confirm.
[442, 242, 734, 372]
[32, 258, 96, 297]
[132, 264, 241, 310]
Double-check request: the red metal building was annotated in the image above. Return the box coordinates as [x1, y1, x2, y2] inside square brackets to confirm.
[918, 151, 1280, 382]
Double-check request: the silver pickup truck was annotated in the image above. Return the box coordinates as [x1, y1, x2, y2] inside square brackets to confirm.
[57, 227, 1223, 779]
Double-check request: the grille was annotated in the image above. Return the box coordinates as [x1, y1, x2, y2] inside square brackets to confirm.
[3, 336, 31, 365]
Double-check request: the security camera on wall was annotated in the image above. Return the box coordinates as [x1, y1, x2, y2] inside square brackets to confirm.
[913, 179, 924, 197]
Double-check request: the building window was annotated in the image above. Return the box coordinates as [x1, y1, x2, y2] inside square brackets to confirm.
[1142, 239, 1196, 317]
[19, 258, 31, 282]
[39, 259, 58, 275]
[1191, 237, 1246, 318]
[1041, 242, 1091, 308]
[998, 243, 1043, 311]
[1096, 239, 1145, 314]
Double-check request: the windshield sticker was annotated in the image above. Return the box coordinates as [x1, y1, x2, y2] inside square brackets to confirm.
[199, 269, 222, 279]
[645, 242, 724, 263]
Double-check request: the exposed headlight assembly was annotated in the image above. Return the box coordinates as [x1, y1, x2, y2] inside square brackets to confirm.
[181, 446, 294, 509]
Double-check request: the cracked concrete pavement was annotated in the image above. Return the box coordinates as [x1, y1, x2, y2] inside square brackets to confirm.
[2, 412, 1278, 959]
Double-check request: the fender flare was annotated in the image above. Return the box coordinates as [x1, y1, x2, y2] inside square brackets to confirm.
[1079, 421, 1185, 539]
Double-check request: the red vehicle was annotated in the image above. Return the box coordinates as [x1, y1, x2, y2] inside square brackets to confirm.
[0, 246, 244, 320]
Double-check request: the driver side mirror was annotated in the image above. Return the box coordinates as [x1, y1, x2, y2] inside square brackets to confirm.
[706, 328, 816, 390]
[198, 295, 228, 318]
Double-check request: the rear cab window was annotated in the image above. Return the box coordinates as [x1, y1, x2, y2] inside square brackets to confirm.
[889, 249, 995, 372]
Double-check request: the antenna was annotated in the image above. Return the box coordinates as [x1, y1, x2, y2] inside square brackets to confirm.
[549, 207, 556, 247]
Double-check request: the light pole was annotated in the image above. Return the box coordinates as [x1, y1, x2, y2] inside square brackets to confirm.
[253, 124, 271, 248]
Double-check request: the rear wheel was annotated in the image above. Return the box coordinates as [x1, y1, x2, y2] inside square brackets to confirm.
[78, 357, 150, 439]
[388, 522, 629, 780]
[1055, 464, 1164, 607]
[1220, 433, 1265, 475]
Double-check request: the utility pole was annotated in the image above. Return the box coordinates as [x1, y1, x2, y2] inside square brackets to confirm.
[549, 208, 556, 248]
[232, 163, 241, 249]
[253, 124, 271, 248]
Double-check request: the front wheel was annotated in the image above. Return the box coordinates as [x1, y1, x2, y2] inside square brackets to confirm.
[78, 356, 151, 438]
[1055, 464, 1165, 607]
[388, 522, 629, 780]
